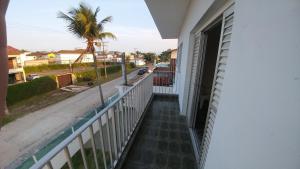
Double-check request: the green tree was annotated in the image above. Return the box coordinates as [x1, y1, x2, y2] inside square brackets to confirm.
[58, 2, 116, 105]
[159, 49, 172, 62]
[143, 52, 156, 63]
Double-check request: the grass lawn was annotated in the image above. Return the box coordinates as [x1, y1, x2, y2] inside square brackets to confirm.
[0, 68, 138, 127]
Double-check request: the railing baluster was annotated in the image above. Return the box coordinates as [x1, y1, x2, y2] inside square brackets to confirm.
[110, 107, 118, 160]
[126, 95, 130, 138]
[97, 118, 108, 169]
[116, 102, 122, 154]
[89, 126, 100, 169]
[64, 147, 74, 169]
[130, 91, 134, 131]
[123, 97, 128, 140]
[46, 162, 53, 169]
[119, 101, 125, 148]
[105, 112, 114, 168]
[134, 87, 138, 126]
[78, 135, 89, 169]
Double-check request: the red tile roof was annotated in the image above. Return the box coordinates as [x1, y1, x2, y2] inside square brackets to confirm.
[7, 46, 21, 55]
[57, 49, 92, 54]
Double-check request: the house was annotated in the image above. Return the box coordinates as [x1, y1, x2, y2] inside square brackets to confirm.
[7, 46, 26, 84]
[146, 0, 300, 169]
[23, 52, 50, 66]
[56, 49, 94, 64]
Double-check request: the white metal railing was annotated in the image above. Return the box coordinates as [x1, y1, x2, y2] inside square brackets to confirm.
[30, 73, 153, 169]
[152, 70, 176, 94]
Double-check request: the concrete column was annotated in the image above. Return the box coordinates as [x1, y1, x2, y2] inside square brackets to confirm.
[0, 0, 9, 117]
[121, 53, 128, 85]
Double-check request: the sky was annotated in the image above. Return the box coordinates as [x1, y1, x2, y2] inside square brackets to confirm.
[6, 0, 177, 53]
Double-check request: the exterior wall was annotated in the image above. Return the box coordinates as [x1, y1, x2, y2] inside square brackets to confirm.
[171, 50, 177, 59]
[175, 0, 300, 168]
[24, 59, 49, 66]
[203, 1, 300, 169]
[8, 55, 25, 84]
[57, 54, 94, 64]
[175, 0, 215, 114]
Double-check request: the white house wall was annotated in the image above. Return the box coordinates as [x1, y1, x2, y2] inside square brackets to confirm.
[175, 0, 300, 168]
[57, 54, 94, 64]
[203, 1, 300, 169]
[175, 0, 215, 115]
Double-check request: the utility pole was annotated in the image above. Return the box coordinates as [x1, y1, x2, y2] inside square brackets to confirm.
[101, 42, 108, 78]
[121, 52, 128, 85]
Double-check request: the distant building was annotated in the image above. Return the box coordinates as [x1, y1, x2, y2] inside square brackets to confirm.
[24, 52, 50, 66]
[170, 49, 177, 73]
[56, 49, 94, 64]
[7, 46, 26, 84]
[125, 52, 146, 66]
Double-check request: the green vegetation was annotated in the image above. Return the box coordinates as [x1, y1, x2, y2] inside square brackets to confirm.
[143, 52, 157, 63]
[2, 66, 137, 127]
[2, 90, 75, 127]
[75, 63, 136, 82]
[159, 49, 172, 62]
[24, 62, 118, 74]
[62, 149, 109, 169]
[6, 76, 57, 106]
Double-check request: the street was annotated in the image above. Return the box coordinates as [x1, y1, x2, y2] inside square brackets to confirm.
[0, 70, 139, 168]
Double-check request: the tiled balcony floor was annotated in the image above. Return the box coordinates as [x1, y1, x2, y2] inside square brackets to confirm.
[122, 95, 196, 169]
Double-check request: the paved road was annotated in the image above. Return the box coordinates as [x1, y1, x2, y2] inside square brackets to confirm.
[0, 70, 139, 169]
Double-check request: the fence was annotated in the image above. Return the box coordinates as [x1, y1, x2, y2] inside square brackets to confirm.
[30, 73, 153, 169]
[152, 70, 176, 95]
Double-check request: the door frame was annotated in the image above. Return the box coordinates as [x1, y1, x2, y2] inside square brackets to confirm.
[187, 6, 233, 167]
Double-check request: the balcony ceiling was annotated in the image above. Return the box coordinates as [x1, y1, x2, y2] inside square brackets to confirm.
[145, 0, 190, 39]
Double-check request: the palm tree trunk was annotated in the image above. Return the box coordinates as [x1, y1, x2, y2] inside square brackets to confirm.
[72, 47, 89, 73]
[90, 44, 104, 106]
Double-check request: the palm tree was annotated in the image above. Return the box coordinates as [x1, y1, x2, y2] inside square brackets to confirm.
[58, 2, 116, 105]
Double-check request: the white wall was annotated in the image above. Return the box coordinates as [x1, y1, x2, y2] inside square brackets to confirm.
[203, 0, 300, 169]
[57, 54, 94, 64]
[176, 0, 215, 115]
[175, 0, 300, 168]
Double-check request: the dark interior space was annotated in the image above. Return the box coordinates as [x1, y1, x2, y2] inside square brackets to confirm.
[194, 21, 222, 142]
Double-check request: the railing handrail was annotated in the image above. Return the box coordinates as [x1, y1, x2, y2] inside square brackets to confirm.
[30, 72, 153, 169]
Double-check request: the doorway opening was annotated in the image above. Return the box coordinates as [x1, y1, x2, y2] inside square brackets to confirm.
[193, 21, 222, 145]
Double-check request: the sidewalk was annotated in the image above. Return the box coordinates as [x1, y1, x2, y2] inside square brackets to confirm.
[0, 70, 139, 169]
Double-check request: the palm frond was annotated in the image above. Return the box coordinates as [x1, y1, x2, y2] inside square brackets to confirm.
[98, 32, 117, 40]
[59, 3, 116, 42]
[100, 16, 112, 24]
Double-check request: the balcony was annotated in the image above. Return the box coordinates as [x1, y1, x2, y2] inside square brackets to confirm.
[24, 71, 196, 169]
[121, 95, 196, 169]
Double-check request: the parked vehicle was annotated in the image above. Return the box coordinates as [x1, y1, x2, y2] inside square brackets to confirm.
[143, 66, 149, 73]
[26, 74, 40, 81]
[137, 69, 146, 75]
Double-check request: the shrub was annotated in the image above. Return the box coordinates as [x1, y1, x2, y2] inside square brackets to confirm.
[75, 70, 96, 82]
[128, 62, 136, 69]
[6, 76, 57, 106]
[24, 62, 120, 74]
[75, 64, 138, 82]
